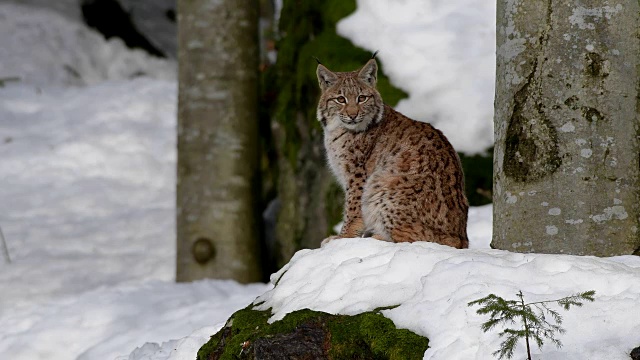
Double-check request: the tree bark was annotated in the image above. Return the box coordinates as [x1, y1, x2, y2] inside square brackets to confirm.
[176, 0, 262, 282]
[493, 0, 640, 256]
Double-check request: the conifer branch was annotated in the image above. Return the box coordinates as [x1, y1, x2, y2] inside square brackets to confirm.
[468, 289, 596, 360]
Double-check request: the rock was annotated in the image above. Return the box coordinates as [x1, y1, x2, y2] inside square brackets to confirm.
[244, 322, 329, 360]
[631, 346, 640, 360]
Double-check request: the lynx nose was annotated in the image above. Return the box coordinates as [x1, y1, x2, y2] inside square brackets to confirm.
[345, 104, 358, 120]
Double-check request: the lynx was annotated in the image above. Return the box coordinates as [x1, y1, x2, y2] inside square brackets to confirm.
[317, 58, 469, 248]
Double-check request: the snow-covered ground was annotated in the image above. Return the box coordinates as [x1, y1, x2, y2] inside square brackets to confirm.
[0, 3, 174, 88]
[2, 1, 637, 360]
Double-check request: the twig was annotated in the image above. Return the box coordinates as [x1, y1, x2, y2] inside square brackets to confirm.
[0, 76, 21, 88]
[0, 225, 11, 263]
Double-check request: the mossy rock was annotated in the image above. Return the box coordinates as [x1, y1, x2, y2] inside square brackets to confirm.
[197, 306, 429, 360]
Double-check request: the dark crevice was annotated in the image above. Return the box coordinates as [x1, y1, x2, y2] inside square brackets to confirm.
[81, 0, 166, 58]
[545, 0, 553, 42]
[564, 95, 580, 110]
[502, 1, 563, 184]
[165, 8, 176, 23]
[585, 52, 607, 77]
[581, 107, 605, 123]
[536, 0, 553, 79]
[503, 57, 561, 183]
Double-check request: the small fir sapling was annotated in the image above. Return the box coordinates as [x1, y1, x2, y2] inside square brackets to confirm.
[468, 290, 596, 360]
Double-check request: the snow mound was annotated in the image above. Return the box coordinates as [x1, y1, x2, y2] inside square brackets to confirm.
[0, 3, 175, 87]
[255, 238, 640, 359]
[338, 0, 495, 154]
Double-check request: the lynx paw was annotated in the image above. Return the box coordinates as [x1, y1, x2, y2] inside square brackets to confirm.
[321, 235, 343, 247]
[362, 229, 391, 242]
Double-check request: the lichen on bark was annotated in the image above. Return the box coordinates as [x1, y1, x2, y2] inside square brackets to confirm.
[493, 0, 640, 256]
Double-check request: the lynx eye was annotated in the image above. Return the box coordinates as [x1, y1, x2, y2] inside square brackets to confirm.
[357, 95, 368, 103]
[334, 96, 347, 104]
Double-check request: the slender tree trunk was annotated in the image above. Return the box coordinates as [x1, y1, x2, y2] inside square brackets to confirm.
[176, 0, 262, 282]
[493, 0, 640, 256]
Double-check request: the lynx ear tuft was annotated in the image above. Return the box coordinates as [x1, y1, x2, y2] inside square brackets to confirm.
[358, 59, 378, 87]
[317, 64, 338, 91]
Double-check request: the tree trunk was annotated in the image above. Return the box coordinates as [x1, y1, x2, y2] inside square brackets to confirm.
[176, 0, 262, 282]
[493, 0, 640, 256]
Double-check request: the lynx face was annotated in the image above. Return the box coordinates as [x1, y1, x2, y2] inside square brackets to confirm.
[316, 59, 384, 133]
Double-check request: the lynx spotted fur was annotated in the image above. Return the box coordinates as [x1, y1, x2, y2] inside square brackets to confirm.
[317, 59, 469, 248]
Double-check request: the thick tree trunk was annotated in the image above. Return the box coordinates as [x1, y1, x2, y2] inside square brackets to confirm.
[176, 0, 262, 282]
[493, 0, 640, 255]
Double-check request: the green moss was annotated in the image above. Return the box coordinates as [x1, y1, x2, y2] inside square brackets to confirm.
[197, 306, 429, 360]
[197, 305, 270, 360]
[327, 312, 428, 360]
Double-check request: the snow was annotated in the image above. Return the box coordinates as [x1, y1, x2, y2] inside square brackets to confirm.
[0, 4, 268, 360]
[338, 0, 496, 154]
[256, 239, 640, 359]
[1, 280, 268, 360]
[1, 1, 637, 360]
[0, 3, 174, 87]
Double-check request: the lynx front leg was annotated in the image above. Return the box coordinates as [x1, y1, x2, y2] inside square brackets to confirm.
[339, 190, 365, 238]
[321, 189, 365, 247]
